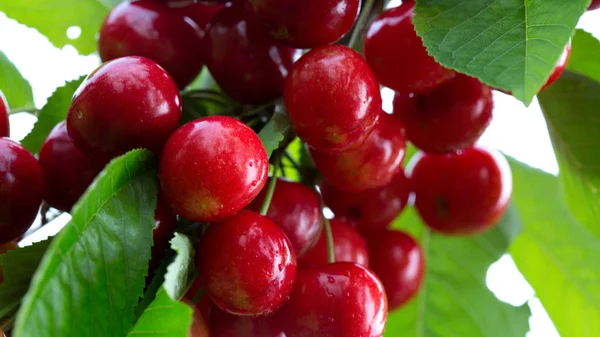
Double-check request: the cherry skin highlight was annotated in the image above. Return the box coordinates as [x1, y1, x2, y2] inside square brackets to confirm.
[393, 74, 493, 154]
[67, 56, 181, 164]
[310, 113, 406, 191]
[210, 305, 286, 337]
[197, 210, 297, 316]
[98, 0, 205, 89]
[159, 116, 268, 222]
[203, 3, 298, 104]
[285, 45, 381, 152]
[408, 147, 512, 235]
[249, 178, 323, 257]
[0, 138, 44, 244]
[0, 91, 9, 137]
[364, 1, 455, 93]
[540, 42, 571, 91]
[280, 262, 387, 337]
[246, 0, 360, 48]
[299, 217, 369, 268]
[367, 229, 424, 310]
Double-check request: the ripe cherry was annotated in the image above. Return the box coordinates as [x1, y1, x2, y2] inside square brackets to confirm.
[321, 170, 410, 234]
[0, 139, 44, 244]
[182, 298, 211, 337]
[159, 116, 268, 222]
[364, 1, 455, 93]
[280, 262, 387, 337]
[248, 178, 322, 257]
[310, 113, 406, 191]
[393, 74, 493, 154]
[171, 1, 225, 32]
[67, 56, 181, 164]
[98, 0, 205, 89]
[0, 91, 9, 137]
[197, 210, 297, 316]
[285, 45, 381, 152]
[210, 305, 285, 337]
[39, 121, 104, 212]
[299, 217, 369, 268]
[0, 241, 18, 284]
[203, 3, 298, 104]
[149, 194, 177, 274]
[367, 229, 424, 310]
[408, 147, 512, 235]
[540, 42, 571, 91]
[590, 0, 600, 10]
[246, 0, 360, 48]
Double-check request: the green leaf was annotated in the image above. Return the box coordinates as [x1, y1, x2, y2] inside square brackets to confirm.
[128, 287, 193, 337]
[133, 250, 173, 322]
[258, 108, 291, 158]
[13, 150, 158, 337]
[566, 29, 600, 83]
[413, 0, 587, 105]
[0, 0, 120, 55]
[0, 50, 34, 111]
[508, 158, 600, 337]
[164, 233, 195, 301]
[21, 77, 84, 154]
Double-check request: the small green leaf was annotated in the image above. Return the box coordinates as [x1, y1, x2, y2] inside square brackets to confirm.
[566, 29, 600, 83]
[21, 77, 84, 154]
[128, 288, 193, 337]
[0, 50, 34, 111]
[259, 108, 291, 158]
[413, 0, 587, 105]
[164, 233, 195, 301]
[13, 150, 158, 337]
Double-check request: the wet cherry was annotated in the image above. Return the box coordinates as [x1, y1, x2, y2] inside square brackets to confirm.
[210, 305, 285, 337]
[540, 42, 571, 91]
[159, 116, 268, 222]
[0, 91, 9, 137]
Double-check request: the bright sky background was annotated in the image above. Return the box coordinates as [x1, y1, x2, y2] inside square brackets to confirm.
[1, 4, 600, 337]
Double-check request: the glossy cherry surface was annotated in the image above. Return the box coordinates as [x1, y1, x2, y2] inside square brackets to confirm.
[246, 0, 360, 48]
[280, 262, 387, 337]
[540, 42, 571, 91]
[590, 0, 600, 10]
[0, 139, 44, 244]
[149, 194, 178, 273]
[285, 45, 381, 152]
[408, 147, 512, 235]
[0, 241, 18, 284]
[171, 1, 225, 31]
[203, 3, 297, 104]
[367, 229, 424, 310]
[0, 91, 9, 137]
[299, 217, 369, 268]
[197, 210, 297, 316]
[310, 113, 406, 191]
[364, 2, 455, 93]
[321, 170, 410, 233]
[159, 116, 268, 222]
[210, 305, 286, 337]
[39, 121, 103, 211]
[393, 74, 493, 154]
[67, 56, 181, 164]
[98, 0, 205, 89]
[249, 178, 322, 257]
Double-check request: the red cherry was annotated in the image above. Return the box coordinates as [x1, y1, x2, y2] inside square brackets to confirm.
[171, 1, 225, 31]
[408, 147, 512, 235]
[181, 299, 211, 337]
[393, 74, 493, 154]
[39, 121, 104, 212]
[540, 42, 571, 91]
[0, 138, 44, 244]
[364, 2, 455, 93]
[310, 113, 406, 191]
[321, 170, 410, 234]
[149, 194, 178, 274]
[246, 0, 360, 48]
[299, 217, 369, 268]
[285, 45, 381, 152]
[590, 0, 600, 10]
[0, 241, 18, 284]
[280, 262, 387, 337]
[197, 210, 297, 316]
[0, 91, 9, 137]
[367, 229, 424, 310]
[98, 0, 205, 89]
[203, 3, 298, 104]
[159, 116, 268, 222]
[210, 305, 285, 337]
[249, 179, 322, 257]
[67, 56, 181, 164]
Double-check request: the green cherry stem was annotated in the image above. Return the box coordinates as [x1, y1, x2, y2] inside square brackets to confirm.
[259, 153, 281, 216]
[348, 0, 377, 48]
[317, 191, 336, 264]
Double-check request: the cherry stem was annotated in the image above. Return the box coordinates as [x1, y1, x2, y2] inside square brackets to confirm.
[259, 153, 281, 216]
[323, 214, 335, 264]
[348, 0, 377, 48]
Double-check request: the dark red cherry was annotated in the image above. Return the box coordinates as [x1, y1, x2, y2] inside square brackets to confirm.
[171, 1, 225, 31]
[246, 0, 360, 48]
[0, 241, 18, 284]
[159, 116, 268, 222]
[321, 170, 410, 234]
[182, 299, 211, 337]
[280, 262, 387, 337]
[310, 113, 405, 191]
[39, 121, 104, 212]
[149, 194, 178, 274]
[67, 56, 181, 164]
[540, 42, 571, 91]
[0, 138, 44, 244]
[197, 210, 297, 316]
[0, 91, 9, 137]
[210, 305, 285, 337]
[367, 229, 424, 310]
[203, 3, 298, 104]
[408, 147, 512, 235]
[98, 0, 205, 89]
[249, 179, 322, 257]
[285, 45, 381, 152]
[590, 0, 600, 10]
[364, 2, 455, 93]
[393, 74, 493, 154]
[299, 217, 369, 268]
